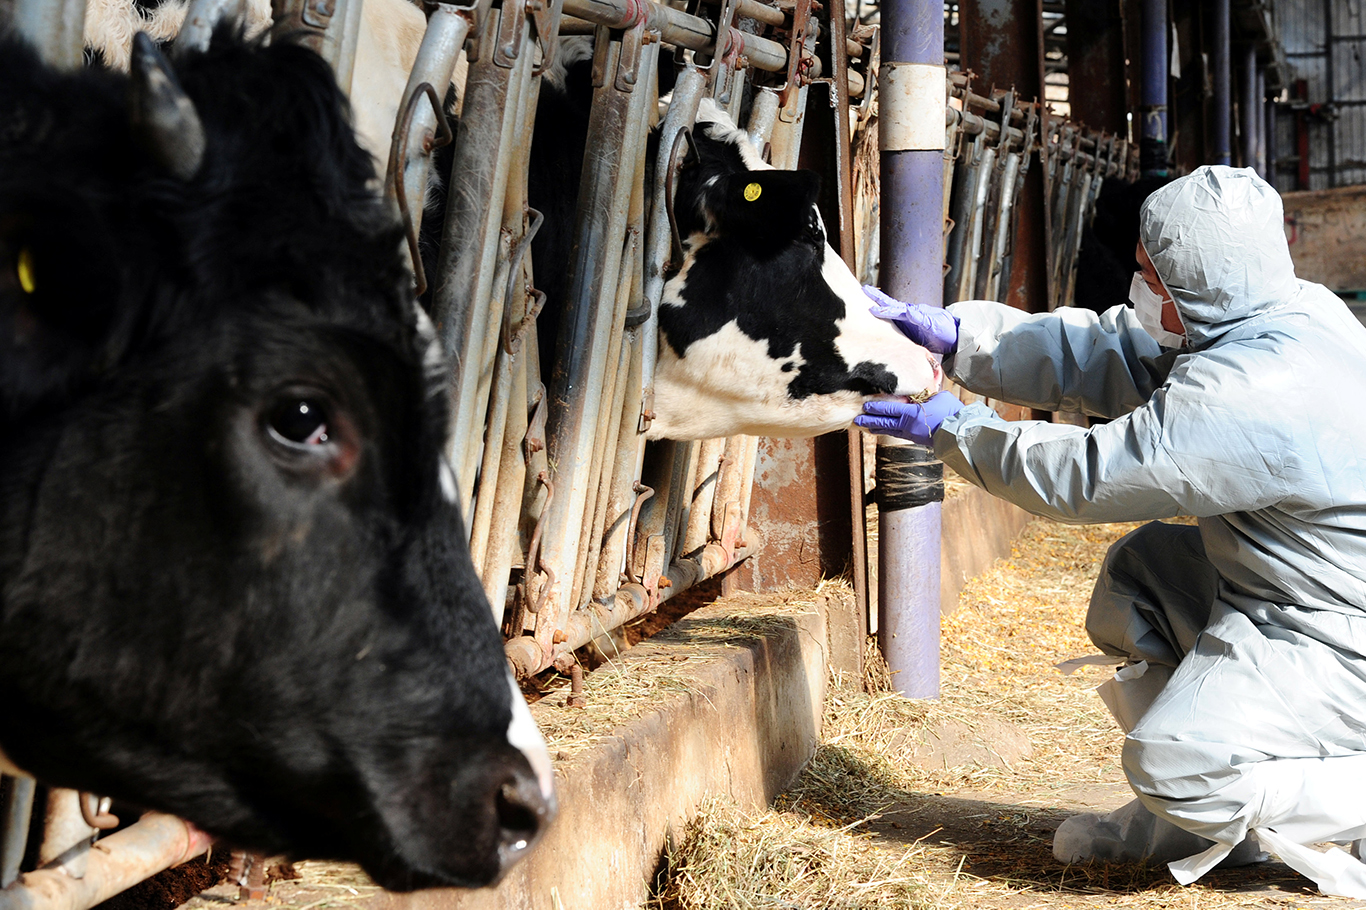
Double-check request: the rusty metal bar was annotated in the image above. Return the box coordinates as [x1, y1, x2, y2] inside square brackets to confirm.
[36, 791, 95, 881]
[561, 0, 787, 71]
[525, 31, 659, 675]
[433, 3, 538, 516]
[385, 2, 477, 248]
[507, 543, 752, 675]
[0, 814, 211, 910]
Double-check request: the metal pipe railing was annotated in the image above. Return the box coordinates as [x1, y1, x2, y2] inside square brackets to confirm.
[561, 0, 787, 72]
[0, 814, 210, 910]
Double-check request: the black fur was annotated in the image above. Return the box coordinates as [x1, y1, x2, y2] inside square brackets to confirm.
[0, 32, 542, 890]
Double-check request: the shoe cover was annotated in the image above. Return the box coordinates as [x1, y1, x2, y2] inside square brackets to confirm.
[1053, 798, 1267, 866]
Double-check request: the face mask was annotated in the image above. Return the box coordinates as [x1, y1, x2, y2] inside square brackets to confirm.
[1129, 272, 1185, 349]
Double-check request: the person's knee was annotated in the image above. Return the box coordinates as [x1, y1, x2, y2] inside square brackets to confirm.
[1124, 723, 1246, 800]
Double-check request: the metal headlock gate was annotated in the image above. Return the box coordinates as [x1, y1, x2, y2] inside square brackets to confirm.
[1, 0, 1134, 902]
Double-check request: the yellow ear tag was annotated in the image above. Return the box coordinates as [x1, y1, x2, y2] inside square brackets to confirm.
[743, 182, 762, 202]
[17, 247, 35, 294]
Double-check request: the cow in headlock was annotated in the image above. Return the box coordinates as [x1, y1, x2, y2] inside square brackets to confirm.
[0, 28, 552, 890]
[647, 100, 941, 440]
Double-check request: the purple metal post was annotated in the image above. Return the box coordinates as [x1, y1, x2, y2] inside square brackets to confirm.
[1141, 0, 1168, 174]
[1212, 0, 1231, 165]
[877, 0, 944, 699]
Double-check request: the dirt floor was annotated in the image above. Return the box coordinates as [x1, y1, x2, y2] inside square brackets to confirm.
[654, 519, 1366, 910]
[169, 517, 1366, 910]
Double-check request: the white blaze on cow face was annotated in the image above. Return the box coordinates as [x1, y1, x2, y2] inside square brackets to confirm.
[504, 672, 555, 805]
[820, 243, 942, 397]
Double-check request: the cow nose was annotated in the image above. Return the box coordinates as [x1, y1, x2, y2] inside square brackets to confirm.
[495, 764, 554, 870]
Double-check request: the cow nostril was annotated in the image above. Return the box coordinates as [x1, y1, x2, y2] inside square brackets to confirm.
[496, 781, 542, 844]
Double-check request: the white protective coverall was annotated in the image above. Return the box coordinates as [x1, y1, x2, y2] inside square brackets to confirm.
[933, 166, 1366, 896]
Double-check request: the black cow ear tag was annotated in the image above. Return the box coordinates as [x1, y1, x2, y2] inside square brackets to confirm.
[743, 182, 762, 202]
[16, 246, 36, 294]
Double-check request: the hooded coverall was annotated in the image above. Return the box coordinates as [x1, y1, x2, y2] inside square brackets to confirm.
[933, 166, 1366, 896]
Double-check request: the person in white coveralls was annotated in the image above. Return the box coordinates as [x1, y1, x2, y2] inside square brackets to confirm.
[856, 165, 1366, 897]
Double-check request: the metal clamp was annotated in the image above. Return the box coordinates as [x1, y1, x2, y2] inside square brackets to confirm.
[499, 206, 546, 354]
[493, 0, 529, 67]
[386, 82, 455, 297]
[622, 483, 655, 585]
[663, 125, 699, 277]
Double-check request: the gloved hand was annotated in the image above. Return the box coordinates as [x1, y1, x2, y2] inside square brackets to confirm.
[863, 285, 959, 355]
[854, 392, 964, 446]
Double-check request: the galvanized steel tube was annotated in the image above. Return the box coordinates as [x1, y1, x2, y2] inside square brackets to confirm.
[0, 813, 210, 910]
[640, 67, 705, 425]
[876, 0, 944, 699]
[1, 777, 35, 889]
[433, 15, 535, 515]
[560, 0, 787, 71]
[37, 791, 95, 880]
[1211, 0, 1231, 165]
[385, 4, 473, 242]
[532, 34, 659, 673]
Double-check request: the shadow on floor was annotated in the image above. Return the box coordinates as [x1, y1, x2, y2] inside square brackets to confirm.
[786, 744, 1320, 899]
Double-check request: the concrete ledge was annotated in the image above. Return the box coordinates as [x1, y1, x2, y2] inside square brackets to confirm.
[379, 597, 829, 910]
[940, 483, 1033, 615]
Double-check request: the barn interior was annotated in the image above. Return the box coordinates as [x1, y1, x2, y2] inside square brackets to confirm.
[3, 0, 1365, 908]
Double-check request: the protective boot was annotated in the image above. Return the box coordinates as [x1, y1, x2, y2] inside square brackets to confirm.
[1053, 798, 1268, 867]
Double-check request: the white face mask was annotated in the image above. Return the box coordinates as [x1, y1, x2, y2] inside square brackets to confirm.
[1129, 272, 1185, 349]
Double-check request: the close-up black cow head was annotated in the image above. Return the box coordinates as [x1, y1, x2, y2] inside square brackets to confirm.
[650, 100, 941, 441]
[0, 29, 552, 890]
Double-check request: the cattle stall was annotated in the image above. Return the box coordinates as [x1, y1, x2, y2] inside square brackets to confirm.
[2, 0, 1137, 905]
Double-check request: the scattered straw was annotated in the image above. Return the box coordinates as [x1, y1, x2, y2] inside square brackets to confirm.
[652, 797, 934, 910]
[655, 517, 1342, 909]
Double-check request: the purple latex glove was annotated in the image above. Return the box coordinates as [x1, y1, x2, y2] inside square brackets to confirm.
[863, 285, 959, 355]
[854, 392, 964, 446]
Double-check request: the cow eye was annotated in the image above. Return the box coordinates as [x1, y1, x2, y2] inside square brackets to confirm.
[266, 398, 331, 448]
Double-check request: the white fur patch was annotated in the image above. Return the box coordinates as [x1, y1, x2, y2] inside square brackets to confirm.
[694, 98, 771, 172]
[650, 320, 864, 440]
[505, 672, 555, 802]
[438, 456, 459, 504]
[821, 244, 942, 396]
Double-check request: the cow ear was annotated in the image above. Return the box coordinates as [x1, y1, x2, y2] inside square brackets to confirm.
[711, 169, 822, 248]
[129, 32, 206, 181]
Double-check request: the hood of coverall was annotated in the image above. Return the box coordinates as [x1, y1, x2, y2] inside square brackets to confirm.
[1138, 165, 1300, 350]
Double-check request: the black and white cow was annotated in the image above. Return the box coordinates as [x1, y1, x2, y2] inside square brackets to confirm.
[649, 100, 941, 440]
[0, 30, 552, 890]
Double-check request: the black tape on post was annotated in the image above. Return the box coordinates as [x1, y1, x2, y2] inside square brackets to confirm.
[874, 443, 944, 512]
